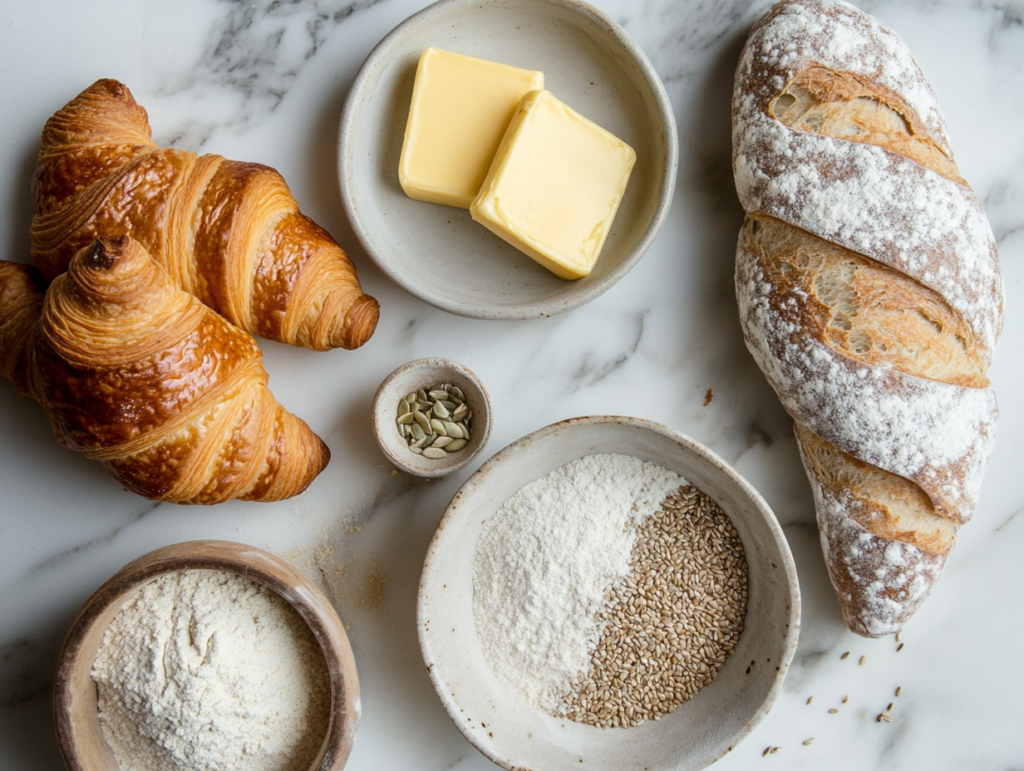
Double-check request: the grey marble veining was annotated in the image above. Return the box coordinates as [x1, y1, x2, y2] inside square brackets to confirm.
[1, 0, 1023, 769]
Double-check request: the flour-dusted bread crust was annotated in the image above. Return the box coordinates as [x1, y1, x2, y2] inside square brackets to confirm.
[732, 0, 1002, 637]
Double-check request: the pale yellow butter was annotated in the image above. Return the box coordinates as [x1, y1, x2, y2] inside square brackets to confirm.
[470, 90, 636, 280]
[398, 48, 544, 208]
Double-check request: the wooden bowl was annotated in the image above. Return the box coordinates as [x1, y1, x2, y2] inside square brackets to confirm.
[54, 541, 360, 771]
[418, 416, 800, 770]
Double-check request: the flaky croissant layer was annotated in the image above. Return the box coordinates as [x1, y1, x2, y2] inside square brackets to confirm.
[31, 79, 379, 351]
[0, 237, 330, 504]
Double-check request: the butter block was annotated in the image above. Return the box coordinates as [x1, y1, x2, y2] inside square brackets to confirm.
[398, 48, 544, 208]
[469, 90, 636, 280]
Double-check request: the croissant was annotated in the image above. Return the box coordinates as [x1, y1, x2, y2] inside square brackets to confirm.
[732, 0, 1003, 636]
[30, 79, 379, 352]
[0, 236, 330, 504]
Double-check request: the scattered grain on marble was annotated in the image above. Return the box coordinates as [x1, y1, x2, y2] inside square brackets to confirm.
[763, 747, 772, 757]
[859, 655, 867, 666]
[877, 710, 892, 723]
[897, 643, 905, 652]
[895, 686, 902, 697]
[841, 651, 850, 660]
[828, 708, 839, 714]
[803, 738, 814, 747]
[895, 631, 903, 644]
[558, 486, 748, 728]
[806, 696, 814, 705]
[769, 747, 781, 755]
[841, 695, 849, 704]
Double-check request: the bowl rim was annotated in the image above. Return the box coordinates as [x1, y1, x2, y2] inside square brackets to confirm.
[417, 415, 801, 770]
[371, 357, 493, 478]
[337, 0, 679, 320]
[53, 540, 360, 771]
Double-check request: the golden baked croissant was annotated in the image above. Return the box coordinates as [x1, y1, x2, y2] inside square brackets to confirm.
[0, 236, 330, 504]
[732, 1, 1002, 636]
[30, 79, 379, 351]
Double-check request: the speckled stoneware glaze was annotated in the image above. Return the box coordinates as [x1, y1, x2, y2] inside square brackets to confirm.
[53, 541, 360, 771]
[372, 358, 493, 478]
[418, 416, 800, 771]
[338, 0, 678, 319]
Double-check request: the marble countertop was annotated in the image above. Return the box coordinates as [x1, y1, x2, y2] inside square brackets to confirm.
[1, 0, 1022, 769]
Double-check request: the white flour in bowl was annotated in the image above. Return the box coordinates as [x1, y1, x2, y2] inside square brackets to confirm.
[472, 453, 682, 710]
[92, 569, 329, 771]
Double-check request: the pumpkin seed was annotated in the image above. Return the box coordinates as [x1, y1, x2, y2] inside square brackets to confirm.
[397, 381, 476, 458]
[414, 411, 433, 434]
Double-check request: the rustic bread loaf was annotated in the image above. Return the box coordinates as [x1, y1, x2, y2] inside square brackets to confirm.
[732, 0, 1002, 636]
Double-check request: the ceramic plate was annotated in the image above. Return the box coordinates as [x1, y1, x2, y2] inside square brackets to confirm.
[339, 0, 677, 319]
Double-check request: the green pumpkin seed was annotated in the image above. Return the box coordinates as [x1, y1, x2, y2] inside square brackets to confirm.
[398, 381, 477, 458]
[413, 410, 433, 434]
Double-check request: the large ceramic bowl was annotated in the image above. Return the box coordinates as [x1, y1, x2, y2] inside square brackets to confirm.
[338, 0, 677, 319]
[418, 416, 800, 770]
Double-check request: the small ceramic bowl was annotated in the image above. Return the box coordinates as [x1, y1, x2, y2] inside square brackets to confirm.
[418, 416, 800, 771]
[372, 358, 493, 478]
[54, 541, 360, 771]
[338, 0, 678, 319]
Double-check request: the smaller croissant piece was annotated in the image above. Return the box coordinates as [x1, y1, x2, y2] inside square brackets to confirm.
[0, 237, 329, 504]
[31, 79, 379, 351]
